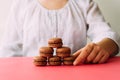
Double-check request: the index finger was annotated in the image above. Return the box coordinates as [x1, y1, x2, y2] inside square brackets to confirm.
[73, 43, 94, 65]
[73, 49, 88, 65]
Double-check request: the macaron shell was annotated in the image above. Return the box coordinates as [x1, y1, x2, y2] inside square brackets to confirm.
[56, 53, 70, 58]
[39, 47, 54, 53]
[48, 56, 61, 66]
[48, 61, 61, 66]
[48, 43, 63, 48]
[63, 61, 73, 65]
[40, 53, 53, 57]
[63, 56, 75, 65]
[56, 47, 71, 53]
[33, 56, 47, 62]
[48, 56, 61, 62]
[48, 38, 62, 44]
[33, 61, 47, 66]
[63, 56, 75, 61]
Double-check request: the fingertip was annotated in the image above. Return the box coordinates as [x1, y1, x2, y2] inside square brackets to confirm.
[73, 60, 78, 66]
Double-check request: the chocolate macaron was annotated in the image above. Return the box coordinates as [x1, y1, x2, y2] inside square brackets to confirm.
[48, 38, 63, 48]
[56, 47, 71, 58]
[33, 56, 47, 66]
[63, 56, 75, 65]
[48, 56, 61, 66]
[39, 47, 53, 57]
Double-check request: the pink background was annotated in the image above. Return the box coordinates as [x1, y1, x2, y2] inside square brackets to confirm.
[0, 57, 120, 80]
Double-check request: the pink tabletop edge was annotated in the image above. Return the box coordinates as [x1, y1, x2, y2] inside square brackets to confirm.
[0, 57, 120, 80]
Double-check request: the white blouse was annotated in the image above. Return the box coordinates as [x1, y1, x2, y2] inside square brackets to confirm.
[0, 0, 120, 57]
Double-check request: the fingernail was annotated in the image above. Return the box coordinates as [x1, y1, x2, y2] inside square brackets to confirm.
[73, 61, 77, 66]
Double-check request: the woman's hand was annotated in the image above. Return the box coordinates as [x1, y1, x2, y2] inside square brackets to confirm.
[73, 43, 110, 65]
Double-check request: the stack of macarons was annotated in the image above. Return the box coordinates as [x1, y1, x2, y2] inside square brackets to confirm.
[33, 38, 75, 66]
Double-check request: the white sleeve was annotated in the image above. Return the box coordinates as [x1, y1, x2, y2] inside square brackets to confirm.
[86, 1, 120, 52]
[0, 0, 24, 57]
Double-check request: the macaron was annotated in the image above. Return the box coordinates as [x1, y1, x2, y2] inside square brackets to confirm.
[63, 56, 75, 65]
[48, 56, 61, 66]
[33, 56, 47, 66]
[39, 47, 54, 57]
[48, 38, 63, 48]
[56, 47, 71, 58]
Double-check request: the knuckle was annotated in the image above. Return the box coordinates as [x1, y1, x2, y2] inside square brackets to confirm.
[89, 43, 95, 48]
[96, 46, 101, 51]
[83, 48, 88, 53]
[91, 43, 96, 46]
[77, 49, 81, 53]
[88, 43, 92, 47]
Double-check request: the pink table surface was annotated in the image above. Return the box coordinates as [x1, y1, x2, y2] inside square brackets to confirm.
[0, 57, 120, 80]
